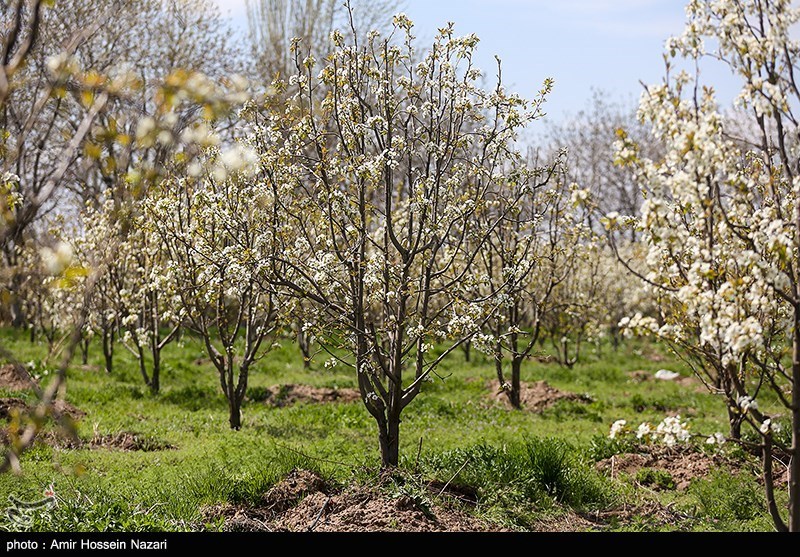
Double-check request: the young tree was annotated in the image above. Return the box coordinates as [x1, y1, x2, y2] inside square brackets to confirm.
[615, 0, 800, 532]
[541, 228, 604, 368]
[70, 198, 180, 389]
[257, 14, 549, 466]
[145, 143, 286, 429]
[1, 0, 240, 328]
[474, 162, 583, 408]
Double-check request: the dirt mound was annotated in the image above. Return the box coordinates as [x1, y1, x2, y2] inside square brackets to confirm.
[643, 351, 666, 362]
[261, 384, 360, 407]
[1, 397, 84, 449]
[0, 397, 84, 421]
[0, 397, 28, 420]
[53, 400, 85, 420]
[530, 511, 599, 532]
[1, 405, 171, 451]
[626, 370, 651, 383]
[0, 364, 38, 391]
[260, 469, 329, 513]
[273, 489, 494, 532]
[596, 446, 733, 491]
[47, 431, 174, 451]
[532, 500, 689, 532]
[205, 469, 499, 532]
[488, 379, 591, 412]
[88, 432, 175, 451]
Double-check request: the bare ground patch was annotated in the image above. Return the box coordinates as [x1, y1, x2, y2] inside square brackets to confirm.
[0, 364, 38, 391]
[87, 432, 175, 451]
[0, 397, 28, 420]
[259, 384, 360, 408]
[0, 397, 84, 421]
[202, 469, 501, 532]
[596, 445, 737, 491]
[486, 379, 592, 412]
[1, 399, 172, 451]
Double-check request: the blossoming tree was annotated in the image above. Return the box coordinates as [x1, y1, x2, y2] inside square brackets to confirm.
[474, 162, 587, 407]
[145, 143, 287, 429]
[1, 1, 251, 470]
[614, 0, 800, 531]
[254, 13, 547, 466]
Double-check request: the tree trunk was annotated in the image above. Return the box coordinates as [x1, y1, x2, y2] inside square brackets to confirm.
[510, 356, 522, 409]
[610, 327, 620, 350]
[102, 328, 113, 374]
[727, 405, 741, 441]
[298, 327, 311, 368]
[463, 341, 471, 363]
[137, 344, 151, 388]
[790, 325, 800, 531]
[80, 337, 89, 365]
[9, 282, 25, 328]
[378, 412, 400, 467]
[228, 395, 242, 430]
[764, 435, 789, 531]
[150, 346, 160, 395]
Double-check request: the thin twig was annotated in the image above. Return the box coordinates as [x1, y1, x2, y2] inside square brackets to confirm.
[438, 457, 471, 497]
[307, 496, 331, 532]
[414, 436, 423, 474]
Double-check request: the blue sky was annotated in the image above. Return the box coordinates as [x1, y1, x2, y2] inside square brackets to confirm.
[213, 0, 742, 123]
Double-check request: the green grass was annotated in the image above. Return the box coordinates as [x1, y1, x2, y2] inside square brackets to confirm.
[0, 327, 781, 531]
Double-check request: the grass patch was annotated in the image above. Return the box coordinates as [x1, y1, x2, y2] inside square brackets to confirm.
[0, 329, 771, 531]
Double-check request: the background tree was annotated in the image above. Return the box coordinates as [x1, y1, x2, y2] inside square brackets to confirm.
[146, 143, 286, 429]
[1, 0, 251, 471]
[245, 0, 400, 86]
[1, 0, 240, 327]
[540, 90, 661, 237]
[474, 158, 580, 408]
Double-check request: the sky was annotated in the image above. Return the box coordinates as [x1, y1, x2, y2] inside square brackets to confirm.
[212, 0, 742, 124]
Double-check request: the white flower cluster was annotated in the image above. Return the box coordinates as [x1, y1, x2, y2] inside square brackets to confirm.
[608, 419, 628, 439]
[705, 432, 726, 446]
[654, 416, 691, 447]
[737, 395, 758, 414]
[609, 416, 691, 447]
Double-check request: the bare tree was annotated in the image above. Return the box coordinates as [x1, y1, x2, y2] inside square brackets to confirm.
[541, 90, 661, 237]
[245, 0, 400, 85]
